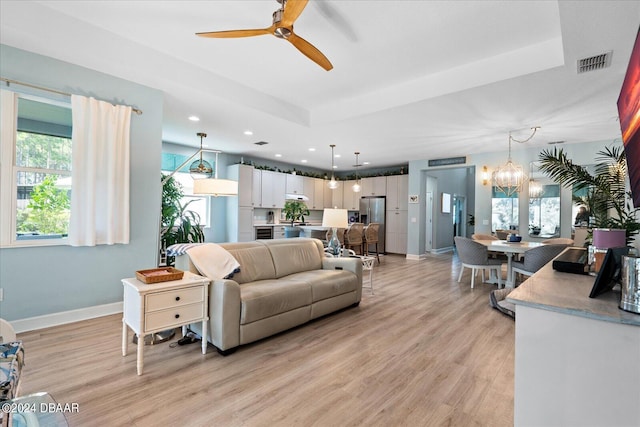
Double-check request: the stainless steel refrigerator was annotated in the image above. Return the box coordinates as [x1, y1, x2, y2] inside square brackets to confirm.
[359, 196, 386, 254]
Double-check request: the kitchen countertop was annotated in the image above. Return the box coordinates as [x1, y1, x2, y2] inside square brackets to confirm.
[506, 252, 640, 327]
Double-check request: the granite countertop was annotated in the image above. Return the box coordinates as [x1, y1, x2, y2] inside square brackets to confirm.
[506, 255, 640, 327]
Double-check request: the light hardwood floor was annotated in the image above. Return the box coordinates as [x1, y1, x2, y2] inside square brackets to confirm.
[17, 252, 514, 426]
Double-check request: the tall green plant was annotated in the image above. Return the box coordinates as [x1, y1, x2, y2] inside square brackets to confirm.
[538, 146, 640, 244]
[283, 200, 309, 226]
[161, 175, 205, 263]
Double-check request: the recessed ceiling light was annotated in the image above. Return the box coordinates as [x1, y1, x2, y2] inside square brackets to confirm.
[335, 154, 341, 158]
[363, 161, 370, 165]
[332, 165, 338, 169]
[188, 115, 200, 122]
[308, 148, 316, 152]
[275, 154, 282, 158]
[301, 159, 308, 163]
[244, 130, 253, 136]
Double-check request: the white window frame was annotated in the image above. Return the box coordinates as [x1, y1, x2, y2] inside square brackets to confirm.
[0, 90, 72, 248]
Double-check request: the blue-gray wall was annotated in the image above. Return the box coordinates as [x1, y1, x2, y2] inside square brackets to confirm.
[0, 45, 163, 321]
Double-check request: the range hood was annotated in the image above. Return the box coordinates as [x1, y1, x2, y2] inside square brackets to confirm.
[285, 193, 309, 201]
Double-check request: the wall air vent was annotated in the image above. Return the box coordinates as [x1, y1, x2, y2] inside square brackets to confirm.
[547, 140, 565, 145]
[254, 141, 269, 146]
[577, 51, 612, 74]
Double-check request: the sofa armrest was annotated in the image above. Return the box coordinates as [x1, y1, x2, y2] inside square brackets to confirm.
[208, 279, 241, 351]
[322, 257, 363, 301]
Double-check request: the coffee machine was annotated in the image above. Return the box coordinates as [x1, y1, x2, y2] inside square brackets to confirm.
[267, 211, 274, 224]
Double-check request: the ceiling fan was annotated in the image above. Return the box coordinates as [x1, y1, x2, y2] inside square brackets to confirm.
[196, 0, 333, 71]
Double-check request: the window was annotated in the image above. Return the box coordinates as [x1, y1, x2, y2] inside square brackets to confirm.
[528, 184, 560, 237]
[0, 90, 73, 246]
[491, 186, 519, 232]
[161, 153, 210, 227]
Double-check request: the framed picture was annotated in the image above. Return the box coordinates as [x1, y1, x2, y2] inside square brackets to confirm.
[408, 195, 419, 204]
[441, 192, 451, 213]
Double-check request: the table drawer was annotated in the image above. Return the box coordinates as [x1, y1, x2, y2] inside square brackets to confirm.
[145, 302, 204, 331]
[145, 286, 204, 311]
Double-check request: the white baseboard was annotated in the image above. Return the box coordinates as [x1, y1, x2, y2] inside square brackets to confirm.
[405, 253, 426, 261]
[12, 302, 123, 333]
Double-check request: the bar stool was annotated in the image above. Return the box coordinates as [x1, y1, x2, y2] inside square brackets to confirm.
[363, 223, 381, 263]
[344, 223, 364, 255]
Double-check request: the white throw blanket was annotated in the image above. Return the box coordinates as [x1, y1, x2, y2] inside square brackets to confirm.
[186, 243, 240, 280]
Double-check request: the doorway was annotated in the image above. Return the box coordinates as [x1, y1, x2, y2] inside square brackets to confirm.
[452, 195, 466, 238]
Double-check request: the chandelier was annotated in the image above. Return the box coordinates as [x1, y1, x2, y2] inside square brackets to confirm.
[352, 152, 361, 193]
[328, 144, 338, 189]
[189, 132, 213, 179]
[492, 127, 539, 196]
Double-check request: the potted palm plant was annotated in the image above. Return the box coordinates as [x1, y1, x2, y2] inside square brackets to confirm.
[161, 175, 205, 265]
[282, 200, 309, 238]
[538, 146, 640, 245]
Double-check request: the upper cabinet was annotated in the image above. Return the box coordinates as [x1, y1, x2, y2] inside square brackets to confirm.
[302, 177, 324, 210]
[329, 181, 344, 209]
[386, 175, 408, 210]
[251, 168, 262, 207]
[260, 170, 286, 208]
[361, 176, 387, 197]
[285, 174, 304, 196]
[228, 164, 254, 208]
[342, 180, 360, 210]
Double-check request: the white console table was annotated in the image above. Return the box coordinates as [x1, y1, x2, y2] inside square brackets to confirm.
[507, 259, 640, 427]
[122, 272, 210, 375]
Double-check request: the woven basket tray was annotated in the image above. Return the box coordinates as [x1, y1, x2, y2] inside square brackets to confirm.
[136, 267, 184, 284]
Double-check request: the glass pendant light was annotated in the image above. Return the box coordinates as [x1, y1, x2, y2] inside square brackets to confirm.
[328, 144, 338, 189]
[352, 152, 361, 193]
[189, 132, 213, 179]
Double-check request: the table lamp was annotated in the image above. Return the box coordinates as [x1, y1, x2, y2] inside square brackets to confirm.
[322, 208, 348, 256]
[592, 228, 626, 272]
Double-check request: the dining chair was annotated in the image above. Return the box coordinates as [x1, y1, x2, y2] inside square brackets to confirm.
[542, 237, 575, 246]
[510, 244, 569, 285]
[454, 236, 504, 289]
[472, 234, 505, 259]
[363, 223, 381, 263]
[344, 223, 364, 255]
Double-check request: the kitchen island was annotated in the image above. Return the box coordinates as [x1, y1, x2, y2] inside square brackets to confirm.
[506, 258, 640, 426]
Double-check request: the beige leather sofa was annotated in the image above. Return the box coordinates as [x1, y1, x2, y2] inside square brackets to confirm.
[176, 238, 363, 355]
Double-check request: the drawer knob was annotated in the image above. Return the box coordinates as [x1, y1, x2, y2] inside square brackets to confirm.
[175, 314, 180, 319]
[175, 296, 181, 301]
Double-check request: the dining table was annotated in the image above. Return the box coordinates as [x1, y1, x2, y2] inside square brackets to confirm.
[475, 240, 547, 287]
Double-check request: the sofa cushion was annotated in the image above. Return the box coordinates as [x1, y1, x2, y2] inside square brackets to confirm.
[240, 279, 312, 324]
[266, 239, 323, 278]
[286, 270, 358, 302]
[220, 243, 276, 284]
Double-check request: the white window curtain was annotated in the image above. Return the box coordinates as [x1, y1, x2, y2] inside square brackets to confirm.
[69, 95, 131, 246]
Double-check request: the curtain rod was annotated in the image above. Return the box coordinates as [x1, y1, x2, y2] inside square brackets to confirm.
[0, 77, 143, 115]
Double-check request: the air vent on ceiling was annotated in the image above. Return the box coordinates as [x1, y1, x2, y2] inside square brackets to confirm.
[547, 140, 565, 145]
[254, 141, 269, 146]
[577, 51, 612, 74]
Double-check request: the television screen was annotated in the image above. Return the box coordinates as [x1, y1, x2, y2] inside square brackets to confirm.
[617, 26, 640, 208]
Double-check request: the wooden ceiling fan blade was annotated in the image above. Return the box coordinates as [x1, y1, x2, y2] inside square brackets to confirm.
[196, 26, 274, 38]
[281, 0, 309, 27]
[288, 33, 333, 71]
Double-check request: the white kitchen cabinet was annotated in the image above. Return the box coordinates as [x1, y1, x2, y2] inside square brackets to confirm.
[302, 177, 323, 210]
[329, 181, 343, 209]
[361, 176, 387, 196]
[386, 175, 408, 211]
[273, 225, 286, 239]
[227, 164, 253, 207]
[386, 209, 407, 254]
[260, 170, 286, 209]
[251, 168, 262, 207]
[285, 174, 304, 196]
[342, 180, 360, 211]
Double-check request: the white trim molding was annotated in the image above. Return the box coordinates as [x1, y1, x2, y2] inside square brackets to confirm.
[12, 302, 123, 333]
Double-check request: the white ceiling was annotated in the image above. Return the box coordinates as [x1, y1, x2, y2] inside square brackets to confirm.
[1, 1, 639, 171]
